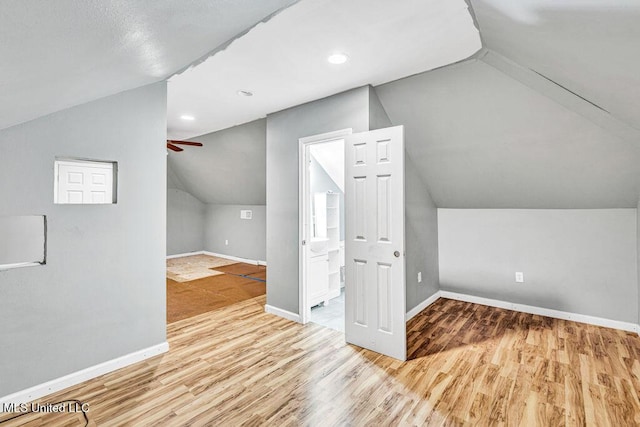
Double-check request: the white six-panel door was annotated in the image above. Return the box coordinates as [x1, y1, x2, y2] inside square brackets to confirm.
[56, 161, 113, 204]
[345, 125, 406, 361]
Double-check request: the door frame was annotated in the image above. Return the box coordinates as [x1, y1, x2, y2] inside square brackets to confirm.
[298, 128, 352, 324]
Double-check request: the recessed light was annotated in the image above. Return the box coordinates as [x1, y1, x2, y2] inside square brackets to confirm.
[237, 90, 254, 97]
[180, 115, 195, 121]
[327, 53, 349, 65]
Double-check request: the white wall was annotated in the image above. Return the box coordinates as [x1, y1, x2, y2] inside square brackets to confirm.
[0, 82, 167, 397]
[438, 209, 638, 323]
[204, 204, 266, 262]
[167, 188, 205, 256]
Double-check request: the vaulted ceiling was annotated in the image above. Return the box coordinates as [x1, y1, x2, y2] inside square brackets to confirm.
[168, 0, 640, 209]
[375, 57, 640, 208]
[167, 0, 480, 140]
[168, 119, 267, 205]
[0, 0, 298, 130]
[471, 0, 640, 131]
[4, 1, 639, 209]
[375, 0, 640, 208]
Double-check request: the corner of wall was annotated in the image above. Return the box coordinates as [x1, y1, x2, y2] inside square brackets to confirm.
[405, 154, 440, 313]
[367, 85, 441, 313]
[167, 188, 206, 256]
[637, 199, 640, 325]
[368, 85, 393, 130]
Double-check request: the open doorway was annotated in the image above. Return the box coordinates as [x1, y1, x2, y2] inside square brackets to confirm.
[299, 129, 350, 331]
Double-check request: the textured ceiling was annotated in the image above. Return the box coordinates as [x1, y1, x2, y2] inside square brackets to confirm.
[7, 0, 639, 209]
[0, 0, 298, 130]
[167, 0, 481, 140]
[470, 0, 640, 131]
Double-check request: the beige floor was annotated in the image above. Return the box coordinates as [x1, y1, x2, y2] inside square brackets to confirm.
[5, 296, 640, 426]
[166, 254, 237, 282]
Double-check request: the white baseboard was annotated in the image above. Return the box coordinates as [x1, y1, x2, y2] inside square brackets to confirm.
[265, 304, 301, 323]
[166, 251, 204, 259]
[440, 291, 639, 334]
[0, 342, 169, 406]
[406, 291, 441, 321]
[203, 251, 266, 266]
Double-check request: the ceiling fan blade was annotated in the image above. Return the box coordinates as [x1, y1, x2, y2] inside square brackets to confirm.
[167, 142, 183, 152]
[167, 140, 203, 147]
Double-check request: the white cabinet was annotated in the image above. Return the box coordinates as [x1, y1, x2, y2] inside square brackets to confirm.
[325, 193, 341, 299]
[307, 240, 329, 308]
[310, 192, 342, 307]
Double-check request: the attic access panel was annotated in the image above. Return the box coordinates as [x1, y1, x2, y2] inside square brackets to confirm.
[54, 159, 117, 204]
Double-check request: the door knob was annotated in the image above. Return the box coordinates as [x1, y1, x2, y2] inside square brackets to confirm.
[393, 251, 400, 258]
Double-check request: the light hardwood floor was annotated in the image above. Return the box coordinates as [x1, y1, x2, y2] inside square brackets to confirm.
[2, 297, 640, 426]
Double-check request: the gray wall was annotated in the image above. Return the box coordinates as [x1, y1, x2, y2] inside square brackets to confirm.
[167, 188, 205, 256]
[0, 216, 46, 265]
[404, 156, 440, 311]
[369, 86, 440, 312]
[205, 204, 266, 262]
[0, 83, 167, 397]
[167, 160, 187, 192]
[309, 155, 345, 241]
[438, 209, 638, 323]
[266, 87, 370, 313]
[375, 59, 640, 209]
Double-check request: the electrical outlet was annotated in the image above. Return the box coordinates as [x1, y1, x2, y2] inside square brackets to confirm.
[225, 239, 229, 246]
[418, 272, 422, 283]
[515, 272, 524, 283]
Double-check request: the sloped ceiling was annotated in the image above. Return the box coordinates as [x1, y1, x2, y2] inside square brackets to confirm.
[310, 141, 345, 193]
[469, 0, 640, 130]
[168, 119, 266, 205]
[167, 0, 481, 139]
[375, 59, 640, 208]
[8, 1, 635, 209]
[0, 0, 298, 130]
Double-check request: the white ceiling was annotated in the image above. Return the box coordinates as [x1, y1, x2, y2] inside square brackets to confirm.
[167, 0, 481, 140]
[470, 0, 640, 130]
[0, 0, 298, 130]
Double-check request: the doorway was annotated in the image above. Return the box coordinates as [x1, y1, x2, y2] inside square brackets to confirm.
[300, 125, 407, 360]
[299, 129, 350, 330]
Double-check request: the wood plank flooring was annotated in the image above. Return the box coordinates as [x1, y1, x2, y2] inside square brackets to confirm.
[211, 263, 266, 277]
[3, 297, 640, 426]
[166, 262, 266, 323]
